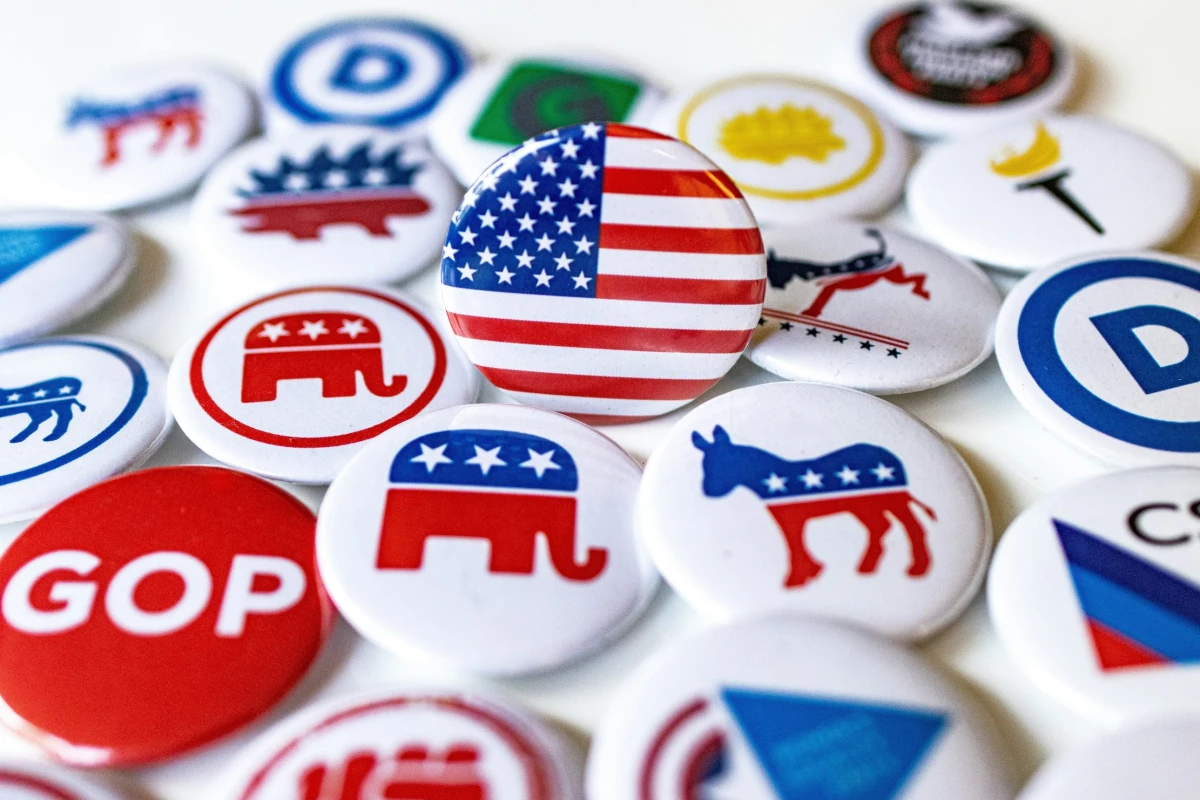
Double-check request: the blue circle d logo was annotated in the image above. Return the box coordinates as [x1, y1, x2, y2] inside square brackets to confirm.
[1017, 256, 1200, 453]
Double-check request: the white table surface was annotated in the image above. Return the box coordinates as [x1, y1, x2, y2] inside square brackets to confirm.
[0, 0, 1197, 797]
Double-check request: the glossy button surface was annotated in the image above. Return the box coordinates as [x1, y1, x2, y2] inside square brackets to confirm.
[653, 74, 910, 225]
[0, 761, 127, 800]
[192, 127, 460, 287]
[168, 286, 479, 484]
[317, 403, 655, 675]
[0, 336, 171, 524]
[0, 466, 332, 766]
[639, 382, 991, 639]
[748, 221, 1000, 393]
[439, 122, 765, 425]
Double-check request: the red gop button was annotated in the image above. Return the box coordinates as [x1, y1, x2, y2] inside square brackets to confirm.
[0, 466, 332, 766]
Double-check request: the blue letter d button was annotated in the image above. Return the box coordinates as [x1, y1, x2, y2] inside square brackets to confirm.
[1092, 305, 1200, 394]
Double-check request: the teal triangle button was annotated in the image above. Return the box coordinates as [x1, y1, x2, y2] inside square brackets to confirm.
[722, 688, 948, 800]
[0, 225, 91, 286]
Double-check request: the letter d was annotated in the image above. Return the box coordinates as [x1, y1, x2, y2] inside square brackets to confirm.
[329, 44, 408, 93]
[1091, 304, 1200, 394]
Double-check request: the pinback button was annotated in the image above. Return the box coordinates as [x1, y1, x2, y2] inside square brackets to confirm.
[192, 127, 460, 287]
[0, 466, 332, 766]
[0, 336, 171, 524]
[439, 122, 766, 425]
[317, 403, 655, 675]
[1016, 718, 1200, 800]
[427, 54, 664, 185]
[264, 18, 469, 138]
[989, 466, 1200, 724]
[638, 382, 990, 640]
[652, 74, 910, 226]
[0, 761, 126, 800]
[907, 115, 1196, 271]
[167, 285, 479, 484]
[0, 211, 134, 346]
[588, 617, 1012, 800]
[24, 64, 254, 211]
[749, 221, 1000, 393]
[996, 252, 1200, 467]
[845, 2, 1075, 138]
[224, 690, 581, 800]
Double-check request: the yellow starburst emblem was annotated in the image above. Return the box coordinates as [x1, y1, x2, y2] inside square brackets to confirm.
[719, 104, 846, 165]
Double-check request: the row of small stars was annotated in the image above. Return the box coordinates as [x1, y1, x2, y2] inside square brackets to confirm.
[760, 319, 903, 358]
[410, 443, 563, 478]
[4, 385, 76, 402]
[257, 318, 368, 343]
[762, 462, 897, 493]
[275, 168, 394, 192]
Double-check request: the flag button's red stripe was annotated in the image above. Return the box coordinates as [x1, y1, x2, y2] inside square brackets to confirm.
[446, 312, 754, 354]
[480, 367, 723, 400]
[599, 224, 764, 255]
[596, 274, 765, 305]
[602, 168, 742, 199]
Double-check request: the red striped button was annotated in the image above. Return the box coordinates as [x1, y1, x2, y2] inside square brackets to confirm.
[439, 122, 766, 424]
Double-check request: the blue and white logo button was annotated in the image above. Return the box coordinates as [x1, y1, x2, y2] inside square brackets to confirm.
[0, 336, 170, 523]
[997, 253, 1200, 466]
[265, 18, 469, 136]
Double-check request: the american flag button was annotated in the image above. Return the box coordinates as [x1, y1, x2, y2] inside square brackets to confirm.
[223, 690, 581, 800]
[192, 126, 461, 287]
[652, 74, 910, 226]
[0, 210, 135, 347]
[438, 122, 766, 425]
[0, 336, 171, 524]
[24, 64, 254, 211]
[0, 466, 333, 766]
[167, 285, 479, 484]
[316, 403, 655, 676]
[0, 760, 127, 800]
[638, 381, 991, 640]
[749, 220, 1000, 394]
[588, 617, 1013, 800]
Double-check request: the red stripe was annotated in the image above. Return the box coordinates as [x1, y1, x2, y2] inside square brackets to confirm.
[602, 167, 741, 199]
[600, 224, 763, 255]
[480, 367, 722, 400]
[605, 124, 672, 140]
[446, 313, 753, 353]
[597, 274, 764, 305]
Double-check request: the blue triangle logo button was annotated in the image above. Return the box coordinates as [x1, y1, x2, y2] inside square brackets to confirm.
[0, 225, 91, 286]
[722, 687, 948, 800]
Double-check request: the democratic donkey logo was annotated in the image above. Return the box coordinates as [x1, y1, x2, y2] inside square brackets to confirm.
[693, 426, 935, 588]
[0, 377, 85, 443]
[241, 312, 406, 403]
[763, 229, 930, 357]
[300, 742, 490, 800]
[229, 142, 432, 240]
[378, 429, 607, 582]
[66, 85, 203, 168]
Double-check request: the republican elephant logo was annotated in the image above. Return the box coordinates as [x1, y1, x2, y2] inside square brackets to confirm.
[692, 426, 935, 588]
[66, 85, 203, 168]
[240, 312, 407, 403]
[300, 743, 489, 800]
[0, 377, 86, 443]
[377, 429, 607, 582]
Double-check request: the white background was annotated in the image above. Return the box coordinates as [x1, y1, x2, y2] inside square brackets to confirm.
[0, 1, 1197, 797]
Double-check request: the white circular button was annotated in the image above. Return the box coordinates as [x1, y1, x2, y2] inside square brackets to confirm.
[1016, 718, 1200, 800]
[639, 382, 990, 639]
[844, 2, 1075, 138]
[749, 221, 999, 393]
[192, 127, 460, 287]
[653, 74, 910, 226]
[168, 286, 478, 484]
[224, 690, 581, 800]
[428, 54, 664, 185]
[317, 403, 655, 675]
[0, 336, 171, 523]
[996, 252, 1200, 467]
[24, 64, 254, 211]
[587, 617, 1013, 799]
[0, 210, 134, 346]
[907, 115, 1196, 271]
[990, 466, 1200, 724]
[0, 760, 127, 800]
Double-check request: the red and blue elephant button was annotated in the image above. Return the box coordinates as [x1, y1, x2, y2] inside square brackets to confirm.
[168, 285, 480, 484]
[315, 403, 657, 676]
[637, 381, 992, 640]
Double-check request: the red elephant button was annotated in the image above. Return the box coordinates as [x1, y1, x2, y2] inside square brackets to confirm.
[168, 285, 479, 484]
[0, 466, 332, 766]
[637, 381, 991, 640]
[316, 403, 657, 675]
[224, 691, 579, 800]
[0, 760, 128, 800]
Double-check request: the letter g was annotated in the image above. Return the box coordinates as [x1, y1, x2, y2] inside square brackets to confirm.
[2, 551, 100, 634]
